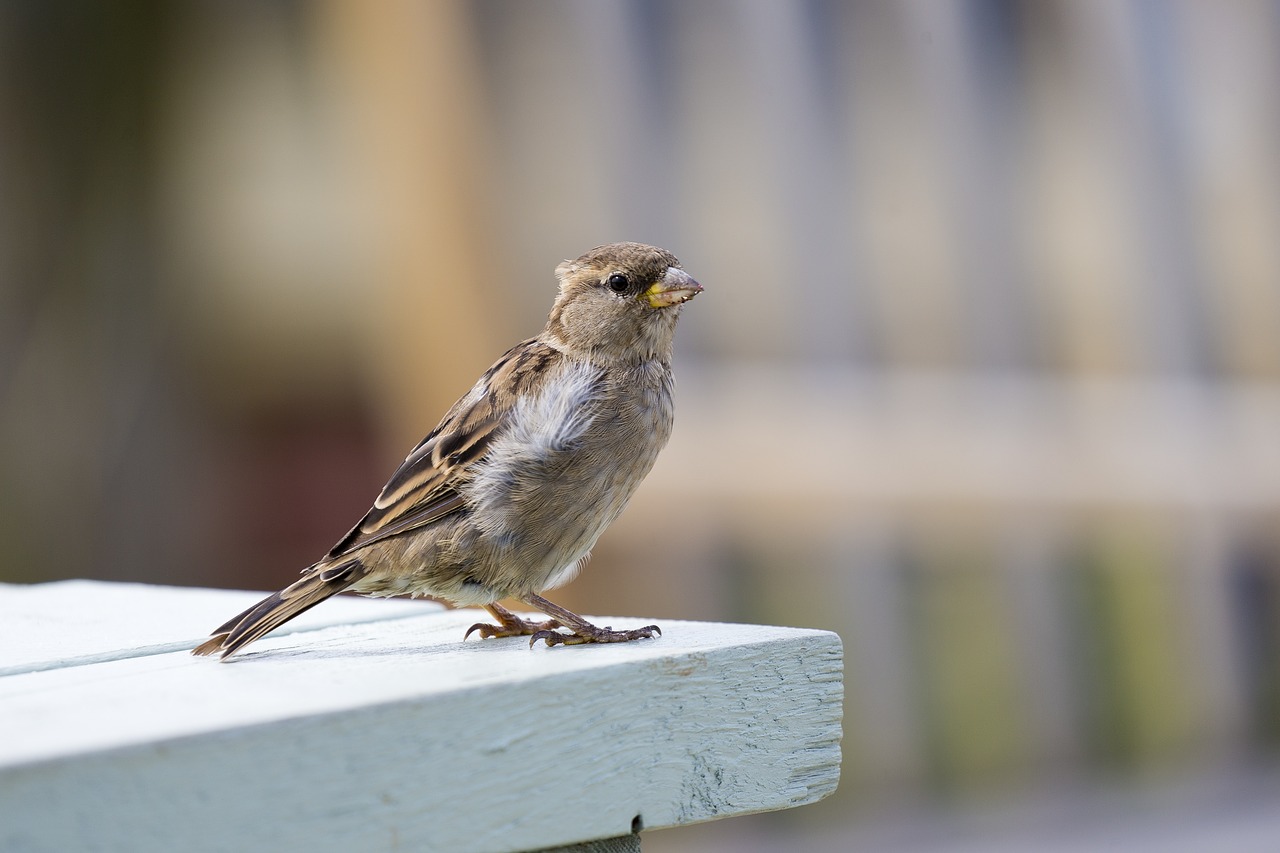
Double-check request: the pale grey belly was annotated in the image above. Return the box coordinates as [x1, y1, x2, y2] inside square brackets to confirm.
[352, 363, 674, 604]
[459, 398, 671, 596]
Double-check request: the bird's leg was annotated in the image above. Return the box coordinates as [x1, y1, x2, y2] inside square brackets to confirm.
[464, 602, 561, 640]
[522, 593, 661, 647]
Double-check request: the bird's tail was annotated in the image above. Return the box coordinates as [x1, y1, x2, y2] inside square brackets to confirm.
[192, 560, 363, 659]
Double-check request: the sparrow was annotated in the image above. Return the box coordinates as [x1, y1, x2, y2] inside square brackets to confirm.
[194, 242, 702, 659]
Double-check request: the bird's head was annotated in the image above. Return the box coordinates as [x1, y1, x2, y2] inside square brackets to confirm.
[544, 242, 703, 364]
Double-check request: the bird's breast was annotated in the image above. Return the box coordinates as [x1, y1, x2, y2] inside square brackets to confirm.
[458, 358, 674, 590]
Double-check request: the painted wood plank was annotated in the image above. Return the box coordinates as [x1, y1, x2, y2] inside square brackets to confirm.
[0, 580, 439, 675]
[0, 585, 842, 853]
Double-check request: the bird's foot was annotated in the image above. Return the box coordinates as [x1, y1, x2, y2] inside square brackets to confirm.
[464, 618, 561, 640]
[529, 622, 661, 648]
[517, 593, 662, 648]
[465, 603, 561, 641]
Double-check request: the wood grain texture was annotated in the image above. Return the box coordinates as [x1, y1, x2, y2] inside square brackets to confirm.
[0, 582, 842, 853]
[0, 580, 437, 676]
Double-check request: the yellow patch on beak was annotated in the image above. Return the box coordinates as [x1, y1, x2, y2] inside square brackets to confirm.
[644, 268, 704, 308]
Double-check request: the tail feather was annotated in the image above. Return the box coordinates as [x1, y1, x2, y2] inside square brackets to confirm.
[192, 561, 362, 659]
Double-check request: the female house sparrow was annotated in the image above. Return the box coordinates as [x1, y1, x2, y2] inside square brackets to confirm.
[194, 243, 702, 659]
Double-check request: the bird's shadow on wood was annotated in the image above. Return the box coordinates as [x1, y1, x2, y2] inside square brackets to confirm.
[223, 634, 577, 663]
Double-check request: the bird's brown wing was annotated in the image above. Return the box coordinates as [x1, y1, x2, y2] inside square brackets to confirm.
[325, 339, 563, 558]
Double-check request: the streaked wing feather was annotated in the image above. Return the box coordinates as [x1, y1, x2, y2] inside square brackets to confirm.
[326, 339, 561, 558]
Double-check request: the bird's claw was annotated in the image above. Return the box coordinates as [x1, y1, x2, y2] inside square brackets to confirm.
[465, 615, 562, 641]
[530, 629, 568, 647]
[464, 622, 495, 641]
[529, 624, 662, 647]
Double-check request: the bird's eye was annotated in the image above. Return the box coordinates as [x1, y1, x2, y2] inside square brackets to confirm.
[606, 272, 629, 293]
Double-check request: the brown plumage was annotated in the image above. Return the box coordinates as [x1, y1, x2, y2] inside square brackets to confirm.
[194, 242, 702, 659]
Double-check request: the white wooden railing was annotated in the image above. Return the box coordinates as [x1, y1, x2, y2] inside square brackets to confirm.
[0, 581, 842, 852]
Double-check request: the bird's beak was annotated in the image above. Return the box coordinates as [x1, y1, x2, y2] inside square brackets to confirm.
[644, 267, 704, 308]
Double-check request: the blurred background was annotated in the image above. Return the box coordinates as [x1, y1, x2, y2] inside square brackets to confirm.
[4, 0, 1280, 849]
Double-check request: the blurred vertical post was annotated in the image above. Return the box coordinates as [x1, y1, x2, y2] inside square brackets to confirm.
[312, 0, 499, 446]
[1020, 0, 1148, 376]
[1178, 0, 1280, 379]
